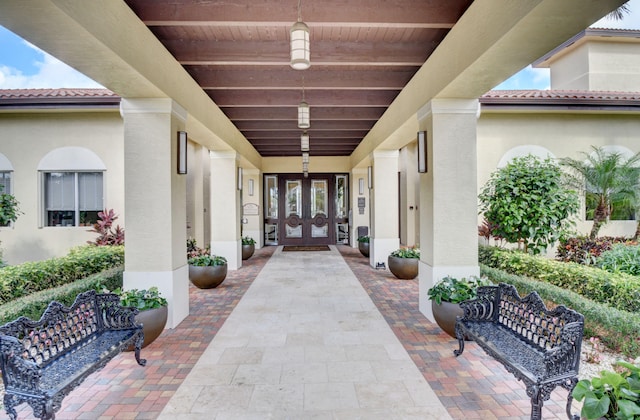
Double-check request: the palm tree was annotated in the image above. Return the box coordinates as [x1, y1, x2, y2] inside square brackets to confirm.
[560, 146, 640, 239]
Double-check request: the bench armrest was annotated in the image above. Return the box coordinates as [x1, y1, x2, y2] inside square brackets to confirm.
[459, 285, 499, 322]
[96, 293, 141, 330]
[543, 321, 584, 376]
[0, 335, 42, 391]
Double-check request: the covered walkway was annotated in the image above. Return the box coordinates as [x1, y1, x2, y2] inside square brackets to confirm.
[6, 246, 577, 419]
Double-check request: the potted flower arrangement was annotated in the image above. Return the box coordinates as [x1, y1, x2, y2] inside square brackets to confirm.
[427, 275, 490, 338]
[242, 236, 256, 260]
[114, 286, 168, 349]
[387, 246, 420, 279]
[572, 360, 640, 420]
[188, 254, 228, 289]
[357, 235, 370, 257]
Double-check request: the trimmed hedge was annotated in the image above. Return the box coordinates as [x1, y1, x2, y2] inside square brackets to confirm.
[0, 266, 123, 326]
[480, 265, 640, 358]
[479, 246, 640, 313]
[0, 245, 124, 305]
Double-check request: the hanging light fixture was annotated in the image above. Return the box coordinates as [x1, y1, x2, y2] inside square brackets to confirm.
[290, 0, 310, 70]
[302, 152, 309, 164]
[300, 131, 310, 151]
[298, 75, 310, 129]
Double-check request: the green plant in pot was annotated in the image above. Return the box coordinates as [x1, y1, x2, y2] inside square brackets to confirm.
[387, 246, 420, 279]
[357, 235, 370, 257]
[427, 275, 490, 338]
[242, 236, 256, 260]
[114, 287, 168, 349]
[572, 360, 640, 420]
[188, 254, 228, 289]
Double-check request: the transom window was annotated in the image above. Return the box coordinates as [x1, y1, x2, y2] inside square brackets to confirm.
[44, 172, 103, 227]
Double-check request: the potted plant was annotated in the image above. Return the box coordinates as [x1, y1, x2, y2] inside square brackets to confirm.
[114, 286, 168, 349]
[357, 235, 370, 257]
[427, 275, 490, 338]
[387, 246, 420, 279]
[188, 254, 228, 289]
[572, 360, 640, 420]
[242, 236, 256, 260]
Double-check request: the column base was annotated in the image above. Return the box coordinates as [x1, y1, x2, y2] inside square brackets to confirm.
[418, 262, 480, 323]
[211, 239, 241, 270]
[124, 265, 189, 328]
[370, 237, 400, 269]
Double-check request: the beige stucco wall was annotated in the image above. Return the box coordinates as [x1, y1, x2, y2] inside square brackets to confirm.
[477, 111, 640, 238]
[0, 111, 124, 264]
[262, 156, 351, 174]
[547, 37, 640, 91]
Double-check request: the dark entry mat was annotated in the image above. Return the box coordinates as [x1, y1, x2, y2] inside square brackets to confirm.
[282, 245, 331, 252]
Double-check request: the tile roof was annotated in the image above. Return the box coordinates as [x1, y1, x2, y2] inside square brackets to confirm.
[0, 88, 117, 99]
[481, 89, 640, 109]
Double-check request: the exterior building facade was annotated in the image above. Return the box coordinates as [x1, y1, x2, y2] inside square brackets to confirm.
[0, 2, 631, 328]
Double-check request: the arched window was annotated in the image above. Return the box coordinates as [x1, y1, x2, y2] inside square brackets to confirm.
[38, 147, 106, 227]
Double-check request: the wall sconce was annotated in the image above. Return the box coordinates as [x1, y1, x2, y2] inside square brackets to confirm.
[367, 166, 373, 189]
[237, 167, 243, 190]
[177, 131, 187, 174]
[358, 178, 364, 195]
[417, 130, 427, 173]
[248, 179, 254, 196]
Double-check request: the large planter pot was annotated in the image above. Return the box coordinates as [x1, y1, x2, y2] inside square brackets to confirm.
[242, 244, 255, 260]
[126, 305, 168, 351]
[358, 241, 369, 257]
[387, 256, 418, 280]
[189, 264, 228, 289]
[431, 300, 464, 339]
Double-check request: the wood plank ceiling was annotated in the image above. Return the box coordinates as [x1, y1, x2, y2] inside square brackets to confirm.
[124, 0, 474, 157]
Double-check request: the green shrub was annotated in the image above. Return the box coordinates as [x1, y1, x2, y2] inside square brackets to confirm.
[480, 265, 640, 358]
[597, 244, 640, 276]
[0, 266, 123, 326]
[0, 245, 124, 305]
[480, 245, 640, 313]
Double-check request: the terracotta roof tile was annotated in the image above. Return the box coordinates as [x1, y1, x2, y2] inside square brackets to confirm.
[0, 88, 117, 99]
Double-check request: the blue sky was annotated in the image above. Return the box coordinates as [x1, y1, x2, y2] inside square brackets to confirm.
[1, 2, 640, 90]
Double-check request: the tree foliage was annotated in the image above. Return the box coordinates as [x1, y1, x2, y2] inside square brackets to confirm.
[560, 146, 640, 239]
[0, 185, 21, 226]
[479, 155, 579, 254]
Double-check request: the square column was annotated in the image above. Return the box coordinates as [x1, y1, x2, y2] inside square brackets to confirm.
[241, 168, 262, 248]
[350, 167, 370, 248]
[209, 151, 242, 269]
[370, 150, 400, 268]
[417, 99, 480, 321]
[120, 98, 189, 329]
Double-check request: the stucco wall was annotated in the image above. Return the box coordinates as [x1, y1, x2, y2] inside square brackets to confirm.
[0, 112, 124, 264]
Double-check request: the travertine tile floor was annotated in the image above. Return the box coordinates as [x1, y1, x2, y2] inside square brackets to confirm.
[158, 246, 451, 419]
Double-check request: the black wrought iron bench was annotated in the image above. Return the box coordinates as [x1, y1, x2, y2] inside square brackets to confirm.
[0, 290, 146, 419]
[454, 283, 584, 420]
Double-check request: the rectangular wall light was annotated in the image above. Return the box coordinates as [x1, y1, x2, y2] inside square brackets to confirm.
[237, 167, 243, 190]
[358, 178, 364, 195]
[177, 131, 188, 174]
[417, 131, 427, 173]
[367, 166, 373, 189]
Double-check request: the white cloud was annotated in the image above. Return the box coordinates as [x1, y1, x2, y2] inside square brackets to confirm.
[0, 41, 103, 89]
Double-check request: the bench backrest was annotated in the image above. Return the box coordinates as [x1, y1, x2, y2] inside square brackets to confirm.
[482, 283, 584, 351]
[0, 290, 113, 368]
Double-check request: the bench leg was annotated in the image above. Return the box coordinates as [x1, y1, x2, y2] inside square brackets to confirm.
[134, 332, 147, 366]
[4, 393, 18, 420]
[564, 377, 580, 420]
[527, 384, 544, 420]
[453, 322, 465, 356]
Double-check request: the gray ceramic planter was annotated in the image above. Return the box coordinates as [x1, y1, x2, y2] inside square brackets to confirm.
[189, 264, 228, 289]
[387, 256, 418, 279]
[431, 300, 464, 339]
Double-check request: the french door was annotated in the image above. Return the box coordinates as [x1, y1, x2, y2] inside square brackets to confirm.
[264, 173, 349, 246]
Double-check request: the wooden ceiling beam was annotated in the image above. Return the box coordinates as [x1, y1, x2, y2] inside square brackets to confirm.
[221, 106, 386, 121]
[208, 90, 399, 107]
[125, 0, 467, 25]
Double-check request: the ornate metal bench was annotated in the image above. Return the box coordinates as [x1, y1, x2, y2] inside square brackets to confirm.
[0, 290, 146, 419]
[454, 283, 584, 420]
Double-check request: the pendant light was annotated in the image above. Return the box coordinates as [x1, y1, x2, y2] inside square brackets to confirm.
[298, 75, 310, 129]
[301, 131, 310, 151]
[290, 0, 310, 70]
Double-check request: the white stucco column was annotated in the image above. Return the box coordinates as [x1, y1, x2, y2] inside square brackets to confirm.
[418, 98, 480, 322]
[209, 151, 242, 269]
[241, 168, 262, 248]
[350, 167, 370, 248]
[370, 150, 400, 268]
[120, 98, 189, 329]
